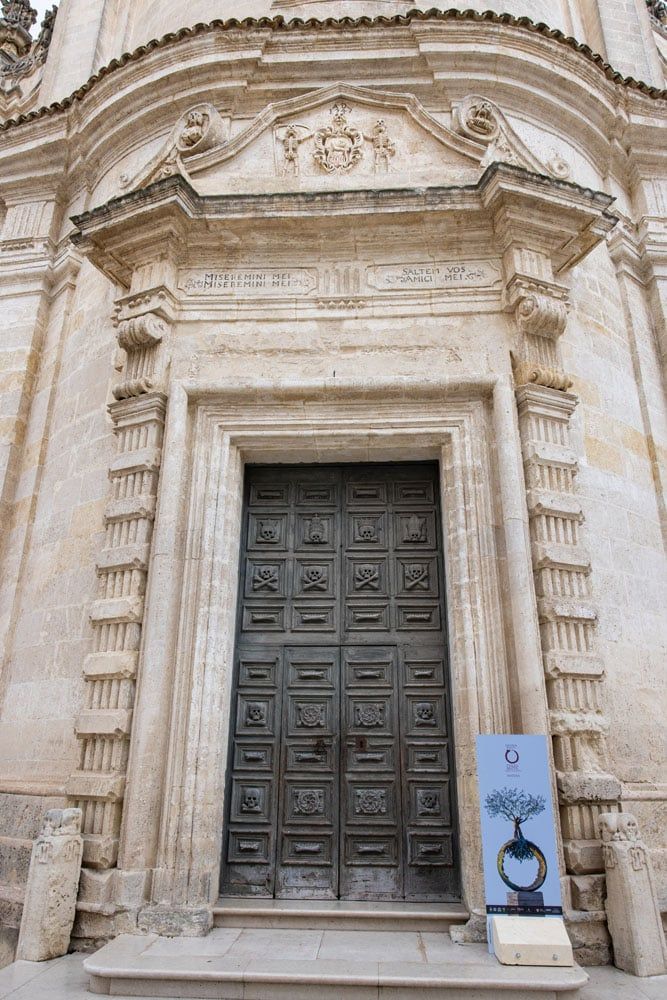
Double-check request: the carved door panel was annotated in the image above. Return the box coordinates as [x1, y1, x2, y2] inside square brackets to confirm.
[277, 647, 339, 897]
[222, 463, 460, 901]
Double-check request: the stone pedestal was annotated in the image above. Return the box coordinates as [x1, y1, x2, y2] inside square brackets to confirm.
[16, 809, 84, 963]
[599, 812, 667, 977]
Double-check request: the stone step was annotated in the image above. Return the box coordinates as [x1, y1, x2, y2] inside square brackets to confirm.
[213, 896, 470, 931]
[84, 929, 589, 999]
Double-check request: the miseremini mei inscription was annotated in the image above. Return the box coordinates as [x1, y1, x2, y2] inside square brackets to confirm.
[180, 259, 501, 298]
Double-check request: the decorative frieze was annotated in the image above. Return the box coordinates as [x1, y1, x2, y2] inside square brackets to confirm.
[510, 282, 621, 895]
[66, 306, 170, 872]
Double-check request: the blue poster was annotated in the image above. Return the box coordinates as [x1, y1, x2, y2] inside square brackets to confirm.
[476, 735, 562, 916]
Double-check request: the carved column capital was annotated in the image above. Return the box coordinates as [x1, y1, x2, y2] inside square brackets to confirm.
[113, 310, 171, 402]
[506, 279, 570, 339]
[116, 313, 168, 353]
[512, 360, 573, 392]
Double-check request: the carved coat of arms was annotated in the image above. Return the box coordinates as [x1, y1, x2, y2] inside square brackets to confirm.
[314, 103, 363, 173]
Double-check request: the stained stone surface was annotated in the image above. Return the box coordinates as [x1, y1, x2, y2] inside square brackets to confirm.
[0, 0, 665, 980]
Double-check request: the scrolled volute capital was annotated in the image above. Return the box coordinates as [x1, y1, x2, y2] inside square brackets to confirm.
[513, 361, 573, 392]
[507, 281, 570, 339]
[117, 313, 169, 353]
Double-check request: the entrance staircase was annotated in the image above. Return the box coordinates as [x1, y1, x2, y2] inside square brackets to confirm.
[85, 899, 589, 998]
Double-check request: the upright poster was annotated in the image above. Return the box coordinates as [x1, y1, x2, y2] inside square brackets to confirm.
[477, 735, 563, 916]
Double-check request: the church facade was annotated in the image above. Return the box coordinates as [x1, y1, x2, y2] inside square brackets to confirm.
[0, 0, 666, 980]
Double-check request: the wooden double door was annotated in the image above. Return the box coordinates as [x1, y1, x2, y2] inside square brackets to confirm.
[221, 463, 460, 901]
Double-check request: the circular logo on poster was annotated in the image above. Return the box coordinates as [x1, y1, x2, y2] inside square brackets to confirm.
[505, 748, 520, 765]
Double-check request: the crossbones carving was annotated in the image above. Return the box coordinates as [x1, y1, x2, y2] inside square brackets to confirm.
[253, 565, 280, 591]
[404, 563, 429, 590]
[355, 564, 380, 590]
[303, 566, 328, 591]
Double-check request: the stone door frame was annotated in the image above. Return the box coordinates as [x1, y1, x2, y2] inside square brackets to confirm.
[122, 375, 539, 933]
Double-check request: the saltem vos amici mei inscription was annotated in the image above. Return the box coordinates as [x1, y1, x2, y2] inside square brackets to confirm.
[180, 260, 501, 296]
[367, 260, 501, 290]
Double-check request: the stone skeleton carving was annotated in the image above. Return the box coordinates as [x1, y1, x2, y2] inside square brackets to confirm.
[17, 808, 84, 963]
[366, 119, 395, 172]
[598, 812, 667, 977]
[280, 124, 309, 176]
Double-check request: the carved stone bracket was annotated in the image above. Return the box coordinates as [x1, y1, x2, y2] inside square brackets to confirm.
[113, 311, 169, 401]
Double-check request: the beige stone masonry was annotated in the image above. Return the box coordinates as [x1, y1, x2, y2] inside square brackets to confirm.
[64, 299, 171, 872]
[509, 279, 621, 960]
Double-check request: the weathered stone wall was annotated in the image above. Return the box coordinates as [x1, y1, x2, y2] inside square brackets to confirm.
[0, 0, 665, 969]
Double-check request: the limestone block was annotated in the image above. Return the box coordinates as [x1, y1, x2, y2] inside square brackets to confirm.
[16, 809, 83, 963]
[490, 915, 574, 967]
[557, 771, 622, 805]
[570, 875, 606, 912]
[599, 812, 667, 977]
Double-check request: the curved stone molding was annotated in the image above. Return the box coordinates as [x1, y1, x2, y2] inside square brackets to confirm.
[120, 103, 229, 189]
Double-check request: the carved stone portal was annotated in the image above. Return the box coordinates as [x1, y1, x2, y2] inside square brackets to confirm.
[17, 809, 84, 963]
[599, 812, 667, 977]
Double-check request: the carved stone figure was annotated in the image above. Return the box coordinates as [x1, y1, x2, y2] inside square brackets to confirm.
[465, 100, 497, 138]
[178, 109, 208, 150]
[647, 0, 667, 24]
[280, 124, 309, 177]
[17, 808, 83, 962]
[367, 119, 395, 172]
[0, 0, 37, 33]
[314, 103, 363, 173]
[598, 812, 667, 977]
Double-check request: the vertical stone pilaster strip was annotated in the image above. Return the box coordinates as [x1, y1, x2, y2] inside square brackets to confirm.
[509, 281, 622, 942]
[65, 312, 169, 871]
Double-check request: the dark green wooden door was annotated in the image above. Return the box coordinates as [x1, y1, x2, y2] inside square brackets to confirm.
[221, 463, 460, 901]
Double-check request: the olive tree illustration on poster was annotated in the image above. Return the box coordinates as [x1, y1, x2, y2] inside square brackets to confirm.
[476, 735, 563, 915]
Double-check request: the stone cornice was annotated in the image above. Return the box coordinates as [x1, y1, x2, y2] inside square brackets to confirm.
[69, 164, 617, 288]
[0, 7, 666, 137]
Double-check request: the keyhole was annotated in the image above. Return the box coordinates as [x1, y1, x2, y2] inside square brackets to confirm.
[355, 736, 367, 752]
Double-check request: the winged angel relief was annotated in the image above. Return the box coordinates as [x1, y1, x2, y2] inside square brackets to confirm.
[278, 103, 395, 177]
